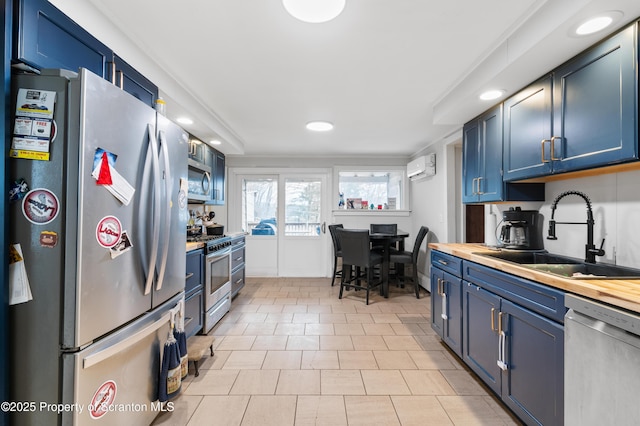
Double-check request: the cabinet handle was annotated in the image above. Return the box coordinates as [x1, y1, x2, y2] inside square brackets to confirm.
[498, 311, 504, 334]
[471, 177, 478, 195]
[117, 70, 124, 89]
[550, 136, 561, 161]
[234, 256, 243, 262]
[541, 139, 550, 163]
[497, 312, 508, 371]
[202, 172, 211, 195]
[185, 272, 194, 280]
[490, 308, 497, 332]
[108, 62, 116, 85]
[477, 177, 484, 195]
[437, 259, 448, 266]
[235, 278, 243, 284]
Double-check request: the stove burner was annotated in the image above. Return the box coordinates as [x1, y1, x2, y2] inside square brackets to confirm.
[186, 234, 226, 243]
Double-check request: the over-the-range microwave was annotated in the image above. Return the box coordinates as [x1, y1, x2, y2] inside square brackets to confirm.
[187, 158, 212, 202]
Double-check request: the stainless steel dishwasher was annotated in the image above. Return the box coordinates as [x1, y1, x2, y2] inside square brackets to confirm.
[565, 294, 640, 425]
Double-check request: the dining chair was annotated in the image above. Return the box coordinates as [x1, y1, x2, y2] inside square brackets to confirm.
[328, 224, 344, 286]
[389, 226, 429, 298]
[370, 223, 398, 251]
[337, 228, 383, 305]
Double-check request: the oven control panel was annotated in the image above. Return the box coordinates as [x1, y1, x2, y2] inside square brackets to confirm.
[207, 238, 232, 254]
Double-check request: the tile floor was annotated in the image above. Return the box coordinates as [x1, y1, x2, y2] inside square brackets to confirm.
[153, 277, 521, 426]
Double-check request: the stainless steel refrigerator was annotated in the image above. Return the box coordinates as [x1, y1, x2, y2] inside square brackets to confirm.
[9, 68, 188, 425]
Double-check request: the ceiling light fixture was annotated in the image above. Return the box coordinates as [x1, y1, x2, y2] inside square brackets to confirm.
[176, 117, 193, 125]
[209, 139, 222, 146]
[479, 90, 505, 101]
[283, 0, 346, 23]
[306, 121, 334, 132]
[574, 11, 622, 36]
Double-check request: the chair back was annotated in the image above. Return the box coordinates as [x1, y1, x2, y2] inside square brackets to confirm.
[370, 223, 397, 234]
[411, 226, 430, 262]
[328, 224, 344, 254]
[337, 229, 371, 268]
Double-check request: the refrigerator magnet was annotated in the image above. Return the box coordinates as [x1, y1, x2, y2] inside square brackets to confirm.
[89, 380, 117, 420]
[21, 188, 60, 225]
[9, 178, 29, 202]
[110, 230, 133, 259]
[39, 231, 58, 248]
[96, 216, 122, 249]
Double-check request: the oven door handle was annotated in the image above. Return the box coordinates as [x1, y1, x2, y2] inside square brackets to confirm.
[206, 246, 232, 259]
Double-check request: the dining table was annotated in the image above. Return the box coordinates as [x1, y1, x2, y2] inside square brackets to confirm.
[369, 230, 409, 298]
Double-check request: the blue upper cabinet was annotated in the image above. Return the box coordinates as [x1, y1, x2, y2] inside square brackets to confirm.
[462, 105, 503, 203]
[503, 23, 638, 181]
[16, 0, 158, 107]
[16, 0, 110, 78]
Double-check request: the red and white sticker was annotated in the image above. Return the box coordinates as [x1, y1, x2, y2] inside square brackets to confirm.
[96, 216, 122, 248]
[89, 380, 117, 419]
[21, 188, 60, 225]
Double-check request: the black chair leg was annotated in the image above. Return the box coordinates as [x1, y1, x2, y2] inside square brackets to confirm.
[331, 256, 338, 286]
[413, 266, 420, 299]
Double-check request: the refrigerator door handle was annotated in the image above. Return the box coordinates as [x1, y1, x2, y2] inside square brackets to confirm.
[142, 123, 162, 295]
[82, 311, 171, 369]
[155, 130, 173, 291]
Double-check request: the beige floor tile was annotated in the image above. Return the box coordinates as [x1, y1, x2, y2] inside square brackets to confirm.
[390, 323, 426, 336]
[307, 304, 333, 314]
[371, 313, 402, 324]
[297, 297, 320, 305]
[152, 394, 202, 425]
[264, 313, 294, 323]
[344, 395, 400, 425]
[362, 323, 396, 335]
[412, 334, 447, 351]
[274, 297, 298, 305]
[183, 395, 248, 426]
[241, 395, 297, 426]
[345, 313, 374, 324]
[352, 335, 388, 350]
[276, 370, 321, 394]
[251, 335, 288, 350]
[373, 350, 418, 370]
[383, 335, 422, 350]
[440, 369, 489, 395]
[192, 349, 230, 371]
[295, 395, 348, 426]
[333, 323, 366, 336]
[216, 336, 256, 350]
[321, 370, 365, 395]
[319, 313, 347, 323]
[262, 350, 302, 369]
[401, 370, 456, 395]
[213, 322, 248, 336]
[282, 305, 308, 314]
[361, 370, 411, 395]
[301, 351, 340, 369]
[222, 351, 266, 369]
[354, 304, 382, 314]
[437, 395, 511, 425]
[183, 369, 239, 395]
[243, 323, 276, 335]
[251, 297, 275, 305]
[407, 350, 457, 370]
[273, 323, 305, 335]
[238, 312, 269, 323]
[256, 304, 284, 313]
[305, 323, 335, 335]
[286, 335, 320, 350]
[229, 369, 279, 395]
[338, 350, 378, 369]
[391, 395, 453, 426]
[330, 304, 358, 314]
[293, 313, 321, 323]
[320, 335, 354, 350]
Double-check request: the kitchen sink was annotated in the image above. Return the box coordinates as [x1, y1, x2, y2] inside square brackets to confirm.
[477, 250, 581, 265]
[476, 250, 640, 279]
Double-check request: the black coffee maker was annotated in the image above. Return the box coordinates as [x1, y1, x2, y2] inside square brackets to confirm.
[499, 207, 545, 251]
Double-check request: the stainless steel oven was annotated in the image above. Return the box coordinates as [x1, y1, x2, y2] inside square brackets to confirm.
[203, 237, 232, 333]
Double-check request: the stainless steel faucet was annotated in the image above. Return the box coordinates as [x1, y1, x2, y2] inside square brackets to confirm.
[547, 190, 605, 263]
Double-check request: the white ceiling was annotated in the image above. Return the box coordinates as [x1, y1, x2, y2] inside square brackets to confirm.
[52, 0, 640, 157]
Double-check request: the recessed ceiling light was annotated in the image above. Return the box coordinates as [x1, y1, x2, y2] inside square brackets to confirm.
[306, 121, 334, 131]
[479, 90, 505, 101]
[176, 117, 193, 125]
[573, 11, 622, 36]
[283, 0, 346, 23]
[209, 139, 222, 145]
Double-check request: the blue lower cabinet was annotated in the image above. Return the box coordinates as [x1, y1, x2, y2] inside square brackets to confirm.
[431, 267, 463, 357]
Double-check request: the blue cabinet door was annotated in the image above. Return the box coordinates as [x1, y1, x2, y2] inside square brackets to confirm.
[113, 54, 158, 108]
[463, 281, 501, 395]
[478, 105, 503, 202]
[552, 24, 637, 173]
[442, 271, 462, 357]
[430, 268, 445, 338]
[503, 75, 553, 181]
[212, 150, 225, 205]
[462, 119, 480, 203]
[16, 0, 109, 78]
[501, 300, 564, 426]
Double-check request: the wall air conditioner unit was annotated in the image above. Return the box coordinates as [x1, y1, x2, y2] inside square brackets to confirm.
[407, 154, 436, 181]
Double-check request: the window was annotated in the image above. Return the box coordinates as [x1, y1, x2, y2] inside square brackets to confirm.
[337, 169, 405, 210]
[242, 178, 278, 235]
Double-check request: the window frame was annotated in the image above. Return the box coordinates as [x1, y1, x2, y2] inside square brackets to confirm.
[332, 165, 410, 212]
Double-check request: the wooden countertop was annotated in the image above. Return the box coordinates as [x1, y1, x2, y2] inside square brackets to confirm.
[429, 243, 640, 314]
[186, 241, 205, 252]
